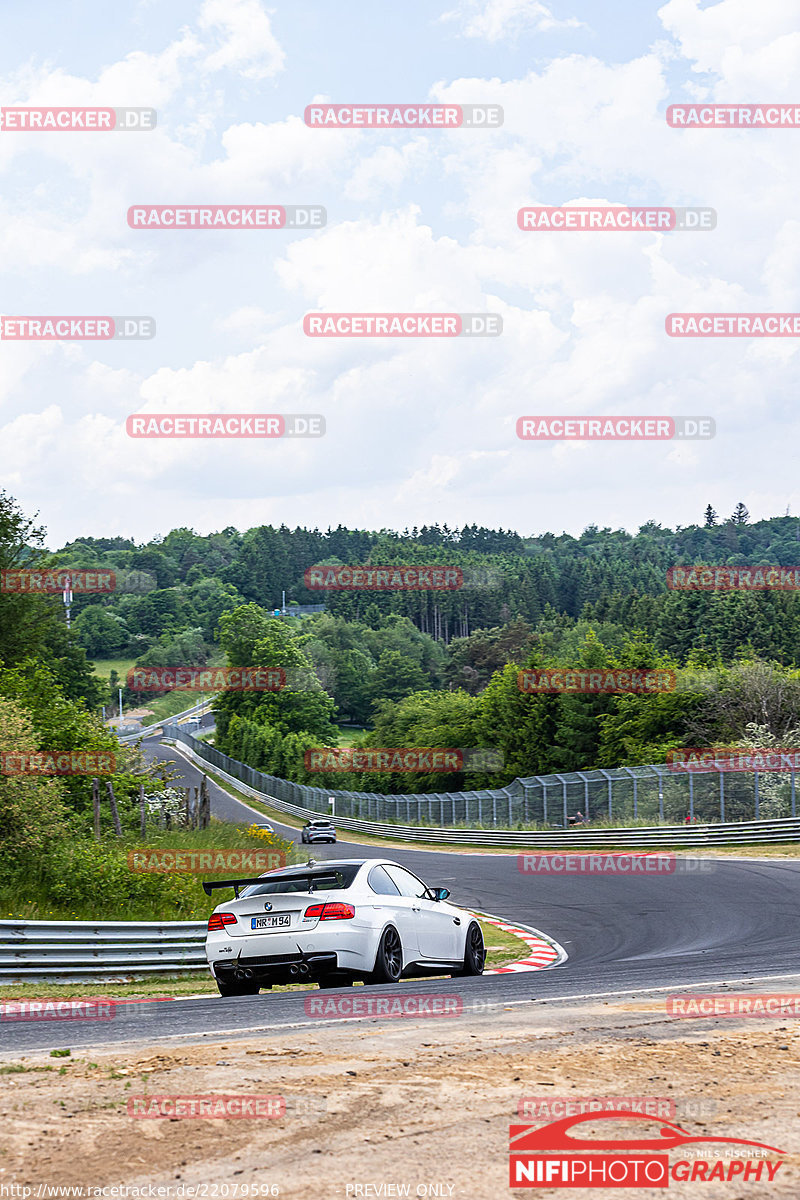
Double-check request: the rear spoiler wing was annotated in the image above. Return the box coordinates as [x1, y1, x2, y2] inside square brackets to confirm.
[203, 872, 341, 898]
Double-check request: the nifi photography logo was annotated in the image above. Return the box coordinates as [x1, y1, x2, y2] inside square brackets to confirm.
[508, 1111, 785, 1187]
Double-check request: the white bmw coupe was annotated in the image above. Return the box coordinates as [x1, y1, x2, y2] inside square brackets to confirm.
[204, 858, 485, 995]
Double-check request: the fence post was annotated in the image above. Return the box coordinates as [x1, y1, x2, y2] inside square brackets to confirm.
[792, 767, 796, 819]
[200, 775, 210, 828]
[754, 771, 759, 819]
[139, 783, 146, 838]
[92, 777, 101, 839]
[719, 771, 725, 822]
[106, 782, 122, 836]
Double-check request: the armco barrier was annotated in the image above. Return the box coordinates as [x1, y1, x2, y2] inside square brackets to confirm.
[115, 700, 211, 743]
[0, 920, 207, 983]
[164, 724, 800, 828]
[167, 735, 800, 849]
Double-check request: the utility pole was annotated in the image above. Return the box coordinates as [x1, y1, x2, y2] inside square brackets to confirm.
[62, 573, 73, 629]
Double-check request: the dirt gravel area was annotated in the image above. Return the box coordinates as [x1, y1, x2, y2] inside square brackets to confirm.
[1, 994, 799, 1198]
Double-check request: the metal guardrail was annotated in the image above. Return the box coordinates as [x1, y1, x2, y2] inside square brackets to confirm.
[169, 738, 800, 849]
[115, 700, 210, 743]
[164, 725, 799, 828]
[0, 920, 207, 983]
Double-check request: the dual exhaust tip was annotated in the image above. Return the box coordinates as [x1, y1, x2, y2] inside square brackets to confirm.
[232, 961, 311, 981]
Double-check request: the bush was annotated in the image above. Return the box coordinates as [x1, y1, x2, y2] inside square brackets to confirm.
[0, 696, 68, 867]
[0, 824, 297, 920]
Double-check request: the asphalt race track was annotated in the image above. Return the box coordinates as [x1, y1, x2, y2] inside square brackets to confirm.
[6, 734, 800, 1053]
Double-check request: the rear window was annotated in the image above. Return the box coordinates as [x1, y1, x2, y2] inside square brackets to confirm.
[240, 865, 359, 897]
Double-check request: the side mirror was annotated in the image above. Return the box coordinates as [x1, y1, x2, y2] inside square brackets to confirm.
[428, 886, 451, 902]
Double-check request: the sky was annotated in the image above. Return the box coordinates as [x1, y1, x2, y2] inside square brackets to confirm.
[1, 0, 800, 547]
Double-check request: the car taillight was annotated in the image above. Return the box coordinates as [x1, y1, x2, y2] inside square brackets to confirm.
[208, 912, 237, 931]
[304, 902, 355, 920]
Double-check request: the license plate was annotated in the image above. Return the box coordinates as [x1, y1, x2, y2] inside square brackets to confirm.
[251, 914, 291, 930]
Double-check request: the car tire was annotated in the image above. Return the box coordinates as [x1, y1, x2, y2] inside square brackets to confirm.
[366, 925, 403, 985]
[453, 921, 485, 977]
[215, 975, 261, 997]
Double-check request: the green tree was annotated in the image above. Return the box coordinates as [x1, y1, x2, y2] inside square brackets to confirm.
[73, 606, 130, 657]
[0, 695, 68, 866]
[216, 604, 338, 743]
[477, 660, 559, 780]
[0, 491, 52, 666]
[368, 650, 428, 706]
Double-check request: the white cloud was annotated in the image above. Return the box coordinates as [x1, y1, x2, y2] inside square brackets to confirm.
[5, 0, 800, 543]
[441, 0, 584, 42]
[198, 0, 285, 80]
[657, 0, 800, 87]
